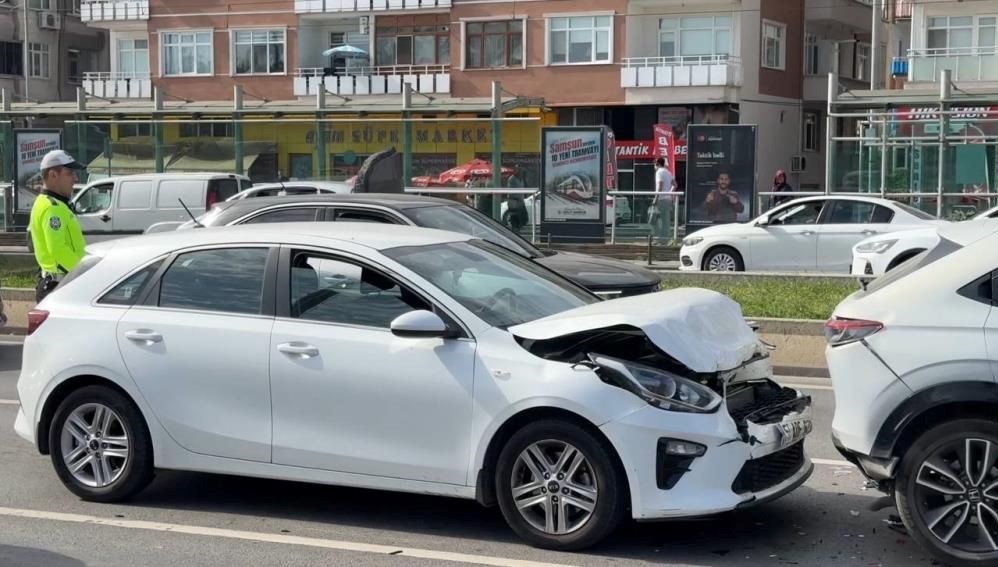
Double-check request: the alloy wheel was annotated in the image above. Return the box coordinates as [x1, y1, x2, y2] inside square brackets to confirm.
[913, 438, 998, 553]
[510, 440, 598, 535]
[708, 253, 738, 271]
[60, 403, 130, 488]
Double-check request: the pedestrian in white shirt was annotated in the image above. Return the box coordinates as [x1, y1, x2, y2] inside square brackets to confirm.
[650, 158, 676, 240]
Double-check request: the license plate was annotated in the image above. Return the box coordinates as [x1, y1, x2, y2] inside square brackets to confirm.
[778, 417, 813, 449]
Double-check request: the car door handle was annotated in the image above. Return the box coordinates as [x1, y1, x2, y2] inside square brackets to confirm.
[861, 229, 878, 235]
[801, 230, 816, 236]
[277, 342, 320, 358]
[124, 329, 163, 343]
[99, 214, 111, 223]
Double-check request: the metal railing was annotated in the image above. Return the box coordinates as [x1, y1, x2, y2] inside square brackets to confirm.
[907, 47, 998, 82]
[296, 64, 450, 78]
[296, 0, 451, 13]
[620, 55, 742, 88]
[83, 72, 152, 81]
[608, 191, 683, 244]
[81, 0, 149, 21]
[621, 54, 738, 68]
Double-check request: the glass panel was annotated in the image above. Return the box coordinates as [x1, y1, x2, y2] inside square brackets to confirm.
[715, 16, 731, 27]
[485, 22, 505, 33]
[928, 17, 947, 28]
[951, 16, 973, 26]
[595, 16, 611, 28]
[246, 208, 319, 224]
[120, 39, 134, 50]
[160, 249, 269, 315]
[376, 37, 396, 66]
[397, 35, 413, 65]
[414, 35, 435, 64]
[569, 17, 591, 29]
[681, 16, 713, 28]
[715, 29, 730, 55]
[660, 17, 677, 30]
[164, 47, 177, 75]
[119, 51, 134, 75]
[99, 262, 161, 306]
[196, 32, 211, 43]
[981, 27, 997, 48]
[510, 34, 522, 65]
[568, 29, 593, 63]
[437, 35, 450, 65]
[660, 32, 676, 57]
[235, 31, 251, 43]
[270, 30, 284, 42]
[270, 43, 285, 73]
[596, 30, 609, 60]
[551, 30, 567, 63]
[680, 29, 712, 56]
[950, 28, 973, 48]
[467, 36, 482, 67]
[135, 39, 148, 50]
[927, 29, 947, 49]
[468, 23, 483, 34]
[485, 34, 505, 66]
[197, 45, 211, 73]
[551, 18, 567, 30]
[181, 46, 194, 73]
[510, 20, 523, 32]
[137, 52, 150, 75]
[252, 44, 268, 73]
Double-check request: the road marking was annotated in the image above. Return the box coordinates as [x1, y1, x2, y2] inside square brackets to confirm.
[0, 507, 576, 567]
[0, 399, 17, 405]
[781, 382, 834, 391]
[813, 458, 854, 467]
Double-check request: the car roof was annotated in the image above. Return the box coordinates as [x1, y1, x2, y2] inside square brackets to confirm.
[90, 221, 474, 258]
[86, 172, 249, 186]
[791, 195, 904, 207]
[248, 181, 350, 189]
[211, 193, 459, 218]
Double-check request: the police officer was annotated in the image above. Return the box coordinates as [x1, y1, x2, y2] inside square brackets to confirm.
[29, 150, 86, 302]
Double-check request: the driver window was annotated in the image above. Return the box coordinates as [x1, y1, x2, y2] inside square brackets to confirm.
[289, 251, 429, 328]
[769, 201, 824, 226]
[73, 183, 114, 214]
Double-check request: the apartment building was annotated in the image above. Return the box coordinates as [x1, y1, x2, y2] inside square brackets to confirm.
[0, 0, 109, 103]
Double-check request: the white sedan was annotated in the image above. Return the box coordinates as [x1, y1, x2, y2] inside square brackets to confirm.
[227, 180, 352, 200]
[680, 196, 940, 273]
[852, 203, 998, 277]
[15, 223, 812, 551]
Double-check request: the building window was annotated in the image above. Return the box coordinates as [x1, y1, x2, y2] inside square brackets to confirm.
[118, 38, 150, 77]
[927, 15, 997, 51]
[28, 0, 53, 9]
[233, 29, 285, 75]
[804, 33, 819, 75]
[803, 112, 819, 152]
[28, 43, 49, 79]
[465, 20, 523, 69]
[0, 42, 23, 76]
[658, 15, 731, 58]
[179, 123, 235, 138]
[762, 20, 786, 70]
[162, 31, 213, 76]
[549, 15, 612, 65]
[68, 49, 81, 83]
[375, 16, 450, 67]
[118, 123, 153, 138]
[856, 43, 870, 81]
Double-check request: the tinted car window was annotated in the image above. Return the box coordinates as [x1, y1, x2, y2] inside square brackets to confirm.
[770, 201, 824, 226]
[159, 248, 269, 315]
[334, 210, 399, 223]
[871, 205, 894, 223]
[208, 179, 241, 205]
[405, 205, 539, 258]
[244, 207, 320, 224]
[825, 200, 877, 224]
[289, 251, 429, 327]
[99, 261, 162, 306]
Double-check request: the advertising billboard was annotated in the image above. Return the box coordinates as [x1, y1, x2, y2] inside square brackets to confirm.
[685, 125, 757, 232]
[540, 127, 606, 243]
[15, 129, 62, 212]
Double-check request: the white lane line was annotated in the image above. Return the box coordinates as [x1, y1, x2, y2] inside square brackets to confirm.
[0, 507, 576, 567]
[813, 458, 855, 467]
[0, 399, 17, 405]
[781, 383, 834, 391]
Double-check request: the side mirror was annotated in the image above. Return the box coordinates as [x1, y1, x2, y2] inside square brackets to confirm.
[390, 310, 453, 339]
[756, 217, 770, 227]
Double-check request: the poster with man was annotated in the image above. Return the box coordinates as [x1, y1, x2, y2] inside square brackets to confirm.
[541, 128, 604, 223]
[15, 130, 62, 212]
[685, 125, 757, 232]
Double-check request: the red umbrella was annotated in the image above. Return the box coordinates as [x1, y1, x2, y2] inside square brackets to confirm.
[410, 175, 446, 188]
[435, 159, 513, 185]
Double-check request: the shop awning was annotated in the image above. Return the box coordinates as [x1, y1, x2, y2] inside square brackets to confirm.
[167, 154, 261, 173]
[86, 153, 162, 176]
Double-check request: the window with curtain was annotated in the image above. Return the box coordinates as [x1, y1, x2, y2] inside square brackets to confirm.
[233, 29, 285, 75]
[549, 16, 612, 64]
[118, 38, 150, 77]
[465, 20, 523, 69]
[162, 31, 213, 76]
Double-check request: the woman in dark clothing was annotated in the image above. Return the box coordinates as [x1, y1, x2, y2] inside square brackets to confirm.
[770, 170, 793, 208]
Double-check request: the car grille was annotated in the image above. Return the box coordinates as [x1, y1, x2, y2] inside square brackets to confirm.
[864, 261, 873, 275]
[727, 382, 807, 427]
[731, 441, 805, 494]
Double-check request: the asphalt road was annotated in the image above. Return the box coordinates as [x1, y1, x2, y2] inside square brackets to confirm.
[0, 345, 936, 567]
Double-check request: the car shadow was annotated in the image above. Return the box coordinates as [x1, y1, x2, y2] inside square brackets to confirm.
[0, 545, 86, 567]
[125, 471, 923, 564]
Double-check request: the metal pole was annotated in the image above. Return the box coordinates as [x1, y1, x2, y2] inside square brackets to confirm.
[610, 194, 616, 244]
[937, 69, 951, 218]
[233, 85, 244, 176]
[880, 116, 888, 196]
[825, 72, 835, 194]
[22, 1, 29, 102]
[673, 194, 679, 240]
[491, 80, 502, 221]
[871, 0, 878, 90]
[402, 82, 413, 192]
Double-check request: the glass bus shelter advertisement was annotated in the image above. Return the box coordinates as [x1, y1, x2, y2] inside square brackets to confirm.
[685, 124, 757, 234]
[540, 127, 606, 243]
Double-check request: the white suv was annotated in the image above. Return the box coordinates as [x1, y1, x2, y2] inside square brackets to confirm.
[828, 219, 998, 566]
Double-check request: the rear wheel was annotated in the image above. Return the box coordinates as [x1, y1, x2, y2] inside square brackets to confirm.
[896, 419, 998, 567]
[703, 246, 744, 272]
[495, 420, 626, 550]
[49, 385, 154, 503]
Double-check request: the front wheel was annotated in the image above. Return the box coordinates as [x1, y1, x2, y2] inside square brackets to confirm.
[896, 419, 998, 567]
[49, 385, 154, 503]
[495, 420, 626, 550]
[703, 247, 745, 272]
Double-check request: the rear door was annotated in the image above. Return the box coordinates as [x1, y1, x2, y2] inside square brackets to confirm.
[111, 179, 155, 236]
[816, 200, 895, 273]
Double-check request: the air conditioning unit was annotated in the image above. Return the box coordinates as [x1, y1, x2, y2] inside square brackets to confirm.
[791, 155, 807, 173]
[39, 11, 61, 30]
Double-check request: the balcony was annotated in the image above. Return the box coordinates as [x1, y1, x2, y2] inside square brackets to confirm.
[908, 48, 998, 83]
[294, 65, 450, 96]
[83, 72, 152, 99]
[295, 0, 450, 13]
[620, 55, 742, 89]
[81, 0, 149, 22]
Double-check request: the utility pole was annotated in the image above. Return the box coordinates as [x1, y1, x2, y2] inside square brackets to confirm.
[871, 0, 878, 90]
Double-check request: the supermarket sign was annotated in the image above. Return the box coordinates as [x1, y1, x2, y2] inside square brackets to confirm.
[616, 139, 688, 161]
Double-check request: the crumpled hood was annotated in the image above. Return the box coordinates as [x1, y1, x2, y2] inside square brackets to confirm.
[509, 288, 761, 373]
[534, 251, 661, 289]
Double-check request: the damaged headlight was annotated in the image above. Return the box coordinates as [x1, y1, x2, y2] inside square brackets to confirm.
[589, 354, 722, 413]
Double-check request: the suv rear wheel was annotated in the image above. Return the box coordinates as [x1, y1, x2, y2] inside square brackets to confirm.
[896, 419, 998, 566]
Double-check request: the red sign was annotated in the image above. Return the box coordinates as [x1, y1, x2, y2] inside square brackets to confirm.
[897, 106, 998, 120]
[605, 130, 617, 191]
[653, 124, 677, 174]
[615, 141, 654, 159]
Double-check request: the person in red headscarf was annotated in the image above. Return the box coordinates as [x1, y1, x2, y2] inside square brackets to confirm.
[770, 169, 793, 208]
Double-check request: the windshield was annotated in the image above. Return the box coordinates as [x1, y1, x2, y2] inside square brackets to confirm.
[406, 205, 543, 259]
[858, 237, 962, 297]
[385, 240, 597, 328]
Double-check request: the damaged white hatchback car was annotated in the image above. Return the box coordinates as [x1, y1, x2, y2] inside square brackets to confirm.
[14, 223, 813, 550]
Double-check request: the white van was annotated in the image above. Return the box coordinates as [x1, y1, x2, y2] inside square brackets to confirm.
[70, 172, 251, 242]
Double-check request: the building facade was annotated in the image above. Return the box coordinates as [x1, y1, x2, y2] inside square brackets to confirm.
[0, 0, 109, 103]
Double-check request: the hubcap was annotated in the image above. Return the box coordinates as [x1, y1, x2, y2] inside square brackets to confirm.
[707, 253, 737, 271]
[60, 403, 130, 489]
[511, 440, 598, 535]
[913, 438, 998, 554]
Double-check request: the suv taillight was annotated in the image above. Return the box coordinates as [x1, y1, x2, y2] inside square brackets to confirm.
[27, 310, 49, 336]
[825, 317, 883, 346]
